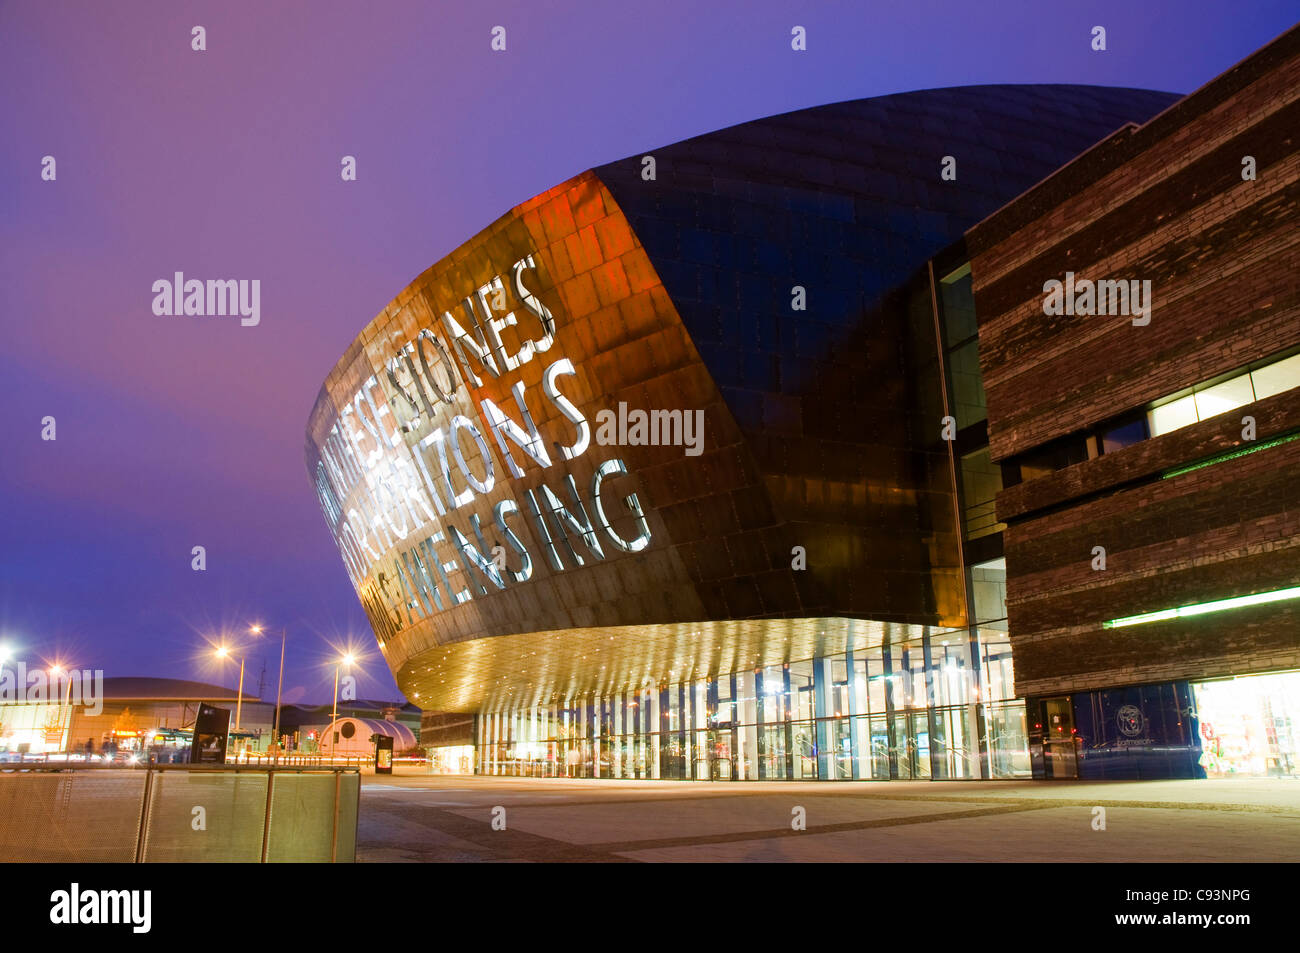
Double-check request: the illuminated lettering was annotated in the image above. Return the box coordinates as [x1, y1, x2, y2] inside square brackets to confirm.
[394, 553, 432, 624]
[347, 509, 382, 562]
[450, 518, 507, 595]
[539, 475, 605, 566]
[414, 327, 460, 404]
[403, 540, 446, 612]
[449, 414, 495, 495]
[423, 428, 474, 510]
[477, 276, 530, 372]
[419, 532, 465, 608]
[591, 458, 652, 553]
[493, 499, 533, 583]
[407, 437, 449, 516]
[479, 380, 552, 478]
[512, 255, 555, 353]
[525, 488, 565, 572]
[442, 299, 500, 387]
[313, 246, 673, 628]
[543, 358, 589, 460]
[385, 348, 427, 433]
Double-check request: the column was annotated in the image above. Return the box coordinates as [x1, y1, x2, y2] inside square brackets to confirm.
[814, 656, 831, 780]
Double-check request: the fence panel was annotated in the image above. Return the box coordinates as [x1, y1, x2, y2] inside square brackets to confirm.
[141, 770, 269, 862]
[266, 772, 347, 862]
[0, 770, 146, 862]
[0, 767, 359, 863]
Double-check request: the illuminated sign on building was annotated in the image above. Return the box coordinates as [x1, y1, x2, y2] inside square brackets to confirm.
[311, 251, 654, 634]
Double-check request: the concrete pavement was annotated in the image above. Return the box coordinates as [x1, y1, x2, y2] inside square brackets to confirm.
[356, 773, 1300, 862]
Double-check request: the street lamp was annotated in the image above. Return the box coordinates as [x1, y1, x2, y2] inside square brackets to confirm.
[48, 663, 74, 754]
[48, 663, 74, 706]
[251, 624, 288, 760]
[214, 645, 246, 732]
[330, 653, 356, 744]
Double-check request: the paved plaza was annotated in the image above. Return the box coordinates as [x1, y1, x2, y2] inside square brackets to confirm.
[356, 772, 1300, 862]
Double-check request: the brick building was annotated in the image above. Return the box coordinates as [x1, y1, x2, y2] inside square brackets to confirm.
[966, 24, 1300, 778]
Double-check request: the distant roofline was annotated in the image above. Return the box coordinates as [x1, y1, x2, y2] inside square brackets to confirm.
[600, 80, 1176, 167]
[100, 676, 242, 702]
[92, 677, 420, 709]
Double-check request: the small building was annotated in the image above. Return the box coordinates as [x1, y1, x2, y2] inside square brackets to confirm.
[278, 699, 420, 753]
[317, 717, 418, 757]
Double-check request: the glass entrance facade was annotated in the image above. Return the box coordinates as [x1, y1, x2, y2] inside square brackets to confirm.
[477, 625, 1030, 781]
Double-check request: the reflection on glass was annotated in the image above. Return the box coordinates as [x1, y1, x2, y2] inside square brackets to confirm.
[960, 448, 1005, 541]
[1101, 418, 1149, 454]
[471, 636, 1029, 782]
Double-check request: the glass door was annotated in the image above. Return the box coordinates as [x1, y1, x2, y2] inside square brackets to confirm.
[1042, 696, 1078, 778]
[707, 727, 735, 780]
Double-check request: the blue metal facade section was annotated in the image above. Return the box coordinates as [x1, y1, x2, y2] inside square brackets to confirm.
[595, 84, 1179, 394]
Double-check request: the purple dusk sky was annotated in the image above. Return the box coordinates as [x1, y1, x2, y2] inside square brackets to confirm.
[1, 1, 1296, 704]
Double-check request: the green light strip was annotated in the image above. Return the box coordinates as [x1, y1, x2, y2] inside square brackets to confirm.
[1162, 431, 1299, 479]
[1103, 585, 1300, 629]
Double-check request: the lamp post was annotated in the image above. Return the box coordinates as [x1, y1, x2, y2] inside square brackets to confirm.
[48, 663, 73, 705]
[330, 653, 355, 754]
[250, 625, 288, 760]
[49, 663, 74, 754]
[214, 645, 245, 732]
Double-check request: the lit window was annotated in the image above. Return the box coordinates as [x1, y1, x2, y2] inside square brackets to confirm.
[1251, 352, 1300, 400]
[1193, 374, 1255, 420]
[1147, 394, 1197, 437]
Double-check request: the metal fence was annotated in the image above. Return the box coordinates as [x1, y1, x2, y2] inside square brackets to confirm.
[0, 765, 359, 862]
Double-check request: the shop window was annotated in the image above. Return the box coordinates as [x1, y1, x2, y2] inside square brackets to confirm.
[1192, 671, 1300, 778]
